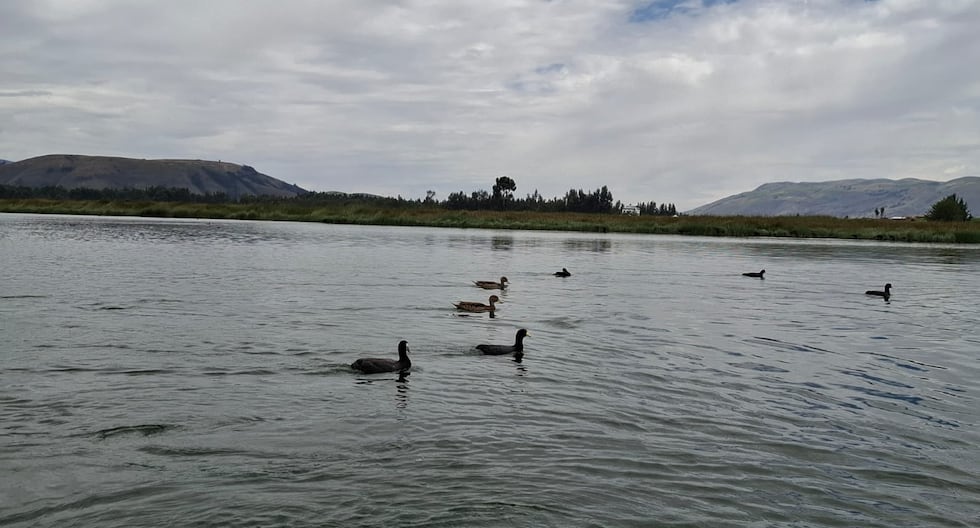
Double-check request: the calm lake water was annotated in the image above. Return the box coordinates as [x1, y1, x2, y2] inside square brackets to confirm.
[1, 213, 978, 527]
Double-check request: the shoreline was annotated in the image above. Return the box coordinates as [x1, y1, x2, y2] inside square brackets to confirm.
[2, 198, 979, 243]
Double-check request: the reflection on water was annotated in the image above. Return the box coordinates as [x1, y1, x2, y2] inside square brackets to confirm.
[491, 235, 513, 250]
[396, 373, 410, 409]
[16, 214, 286, 246]
[1, 213, 979, 527]
[563, 238, 611, 252]
[737, 237, 980, 266]
[933, 248, 976, 265]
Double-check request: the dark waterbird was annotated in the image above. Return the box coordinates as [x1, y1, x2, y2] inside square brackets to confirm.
[454, 295, 500, 313]
[351, 340, 412, 374]
[476, 328, 529, 359]
[742, 269, 765, 279]
[554, 268, 571, 277]
[474, 276, 508, 289]
[865, 283, 892, 299]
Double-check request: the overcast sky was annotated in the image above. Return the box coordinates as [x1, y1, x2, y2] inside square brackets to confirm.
[1, 0, 978, 210]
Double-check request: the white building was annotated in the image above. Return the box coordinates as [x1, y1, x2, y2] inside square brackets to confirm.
[622, 204, 641, 215]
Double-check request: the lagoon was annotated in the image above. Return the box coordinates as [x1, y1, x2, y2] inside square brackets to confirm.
[1, 213, 978, 527]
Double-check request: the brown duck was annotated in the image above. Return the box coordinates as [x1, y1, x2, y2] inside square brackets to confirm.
[473, 276, 508, 289]
[454, 295, 501, 313]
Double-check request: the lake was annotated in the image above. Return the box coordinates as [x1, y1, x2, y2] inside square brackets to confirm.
[1, 213, 978, 527]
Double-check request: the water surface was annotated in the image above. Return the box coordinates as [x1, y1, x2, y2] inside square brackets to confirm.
[1, 213, 978, 527]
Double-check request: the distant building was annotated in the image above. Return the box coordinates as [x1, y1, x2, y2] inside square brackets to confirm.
[622, 204, 641, 215]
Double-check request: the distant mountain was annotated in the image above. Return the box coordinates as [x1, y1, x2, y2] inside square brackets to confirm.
[689, 177, 980, 217]
[0, 154, 307, 199]
[0, 159, 11, 165]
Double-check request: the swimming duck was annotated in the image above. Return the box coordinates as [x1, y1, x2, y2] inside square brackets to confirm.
[474, 276, 508, 289]
[742, 269, 765, 278]
[865, 283, 892, 299]
[351, 340, 412, 374]
[454, 295, 500, 313]
[476, 328, 529, 359]
[554, 268, 571, 277]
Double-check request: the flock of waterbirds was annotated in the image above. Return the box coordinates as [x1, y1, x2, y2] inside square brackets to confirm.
[351, 266, 892, 374]
[742, 268, 893, 301]
[349, 269, 572, 374]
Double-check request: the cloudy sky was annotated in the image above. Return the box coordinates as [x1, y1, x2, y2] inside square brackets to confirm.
[1, 0, 978, 210]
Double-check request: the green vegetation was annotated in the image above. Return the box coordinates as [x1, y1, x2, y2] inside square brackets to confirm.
[3, 197, 979, 243]
[2, 176, 978, 243]
[1, 179, 677, 215]
[925, 194, 972, 222]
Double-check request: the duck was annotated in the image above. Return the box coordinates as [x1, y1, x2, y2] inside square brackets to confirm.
[474, 276, 508, 289]
[351, 340, 412, 374]
[454, 295, 500, 313]
[865, 283, 892, 299]
[476, 328, 529, 359]
[554, 268, 571, 277]
[742, 269, 765, 279]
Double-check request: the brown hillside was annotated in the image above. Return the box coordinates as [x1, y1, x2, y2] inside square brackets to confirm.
[0, 154, 307, 199]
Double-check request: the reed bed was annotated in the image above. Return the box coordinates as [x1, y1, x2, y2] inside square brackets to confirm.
[3, 199, 978, 243]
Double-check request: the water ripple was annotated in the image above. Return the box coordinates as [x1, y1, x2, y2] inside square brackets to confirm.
[2, 216, 978, 527]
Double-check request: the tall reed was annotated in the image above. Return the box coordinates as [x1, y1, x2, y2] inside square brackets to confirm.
[3, 199, 978, 243]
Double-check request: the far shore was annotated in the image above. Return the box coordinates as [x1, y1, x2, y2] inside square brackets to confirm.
[2, 198, 979, 243]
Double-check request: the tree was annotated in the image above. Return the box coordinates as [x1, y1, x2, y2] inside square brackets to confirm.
[925, 194, 972, 221]
[472, 189, 490, 206]
[597, 185, 614, 213]
[491, 176, 517, 209]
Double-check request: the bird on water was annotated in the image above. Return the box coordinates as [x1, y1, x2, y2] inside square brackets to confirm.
[474, 277, 508, 289]
[351, 340, 412, 374]
[554, 268, 571, 277]
[454, 295, 500, 313]
[742, 269, 765, 279]
[476, 328, 529, 360]
[865, 283, 892, 299]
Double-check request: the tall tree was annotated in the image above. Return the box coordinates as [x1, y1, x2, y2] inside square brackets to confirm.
[925, 194, 972, 221]
[491, 176, 517, 209]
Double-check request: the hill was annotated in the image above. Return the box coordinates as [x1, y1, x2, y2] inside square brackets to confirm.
[0, 154, 306, 199]
[689, 177, 980, 217]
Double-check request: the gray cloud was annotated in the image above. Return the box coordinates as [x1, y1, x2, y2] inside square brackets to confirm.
[1, 0, 977, 210]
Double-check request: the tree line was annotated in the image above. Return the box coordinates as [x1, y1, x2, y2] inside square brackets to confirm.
[1, 175, 679, 216]
[0, 184, 234, 203]
[443, 176, 677, 215]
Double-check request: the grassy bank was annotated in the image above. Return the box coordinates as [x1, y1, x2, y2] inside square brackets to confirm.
[3, 198, 979, 243]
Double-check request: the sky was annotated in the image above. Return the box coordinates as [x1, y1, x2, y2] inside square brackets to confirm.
[1, 0, 978, 210]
